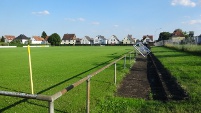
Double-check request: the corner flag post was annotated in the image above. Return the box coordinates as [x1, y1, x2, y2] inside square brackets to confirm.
[28, 45, 34, 94]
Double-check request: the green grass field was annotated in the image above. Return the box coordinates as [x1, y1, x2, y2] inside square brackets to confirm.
[0, 46, 135, 112]
[1, 46, 201, 113]
[149, 46, 201, 113]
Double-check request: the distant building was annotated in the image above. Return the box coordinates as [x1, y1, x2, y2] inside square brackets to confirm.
[76, 38, 81, 44]
[42, 36, 50, 44]
[14, 34, 29, 44]
[61, 34, 76, 45]
[94, 35, 107, 44]
[142, 35, 154, 46]
[122, 34, 135, 44]
[194, 34, 201, 45]
[142, 35, 153, 43]
[81, 36, 93, 44]
[170, 29, 185, 44]
[31, 36, 45, 44]
[108, 35, 120, 44]
[4, 35, 15, 43]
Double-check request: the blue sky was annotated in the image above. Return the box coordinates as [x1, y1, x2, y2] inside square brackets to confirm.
[1, 0, 201, 40]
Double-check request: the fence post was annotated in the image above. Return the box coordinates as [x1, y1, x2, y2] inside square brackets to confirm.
[134, 51, 137, 61]
[114, 63, 116, 85]
[129, 53, 131, 64]
[86, 75, 91, 113]
[124, 55, 126, 69]
[49, 101, 54, 113]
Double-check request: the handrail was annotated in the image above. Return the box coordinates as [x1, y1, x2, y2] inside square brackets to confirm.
[50, 55, 126, 101]
[0, 51, 134, 113]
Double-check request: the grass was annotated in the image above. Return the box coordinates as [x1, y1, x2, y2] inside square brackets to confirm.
[165, 43, 201, 53]
[149, 46, 201, 112]
[0, 46, 135, 112]
[1, 46, 201, 113]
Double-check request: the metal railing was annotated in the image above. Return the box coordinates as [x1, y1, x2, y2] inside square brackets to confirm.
[0, 52, 135, 113]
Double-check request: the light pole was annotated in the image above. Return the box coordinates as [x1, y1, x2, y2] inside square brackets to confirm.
[154, 28, 162, 41]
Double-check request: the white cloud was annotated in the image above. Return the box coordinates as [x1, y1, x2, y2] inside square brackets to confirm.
[171, 0, 196, 7]
[91, 22, 100, 25]
[32, 10, 50, 15]
[65, 17, 85, 22]
[182, 19, 201, 24]
[189, 19, 201, 24]
[77, 18, 85, 22]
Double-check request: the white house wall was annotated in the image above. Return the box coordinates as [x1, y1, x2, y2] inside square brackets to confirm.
[81, 39, 90, 44]
[61, 40, 76, 44]
[108, 38, 119, 44]
[22, 39, 28, 44]
[32, 41, 43, 44]
[94, 37, 107, 44]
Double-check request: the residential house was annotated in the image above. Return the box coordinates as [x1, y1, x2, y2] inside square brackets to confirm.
[94, 35, 107, 44]
[142, 35, 153, 45]
[4, 35, 15, 43]
[108, 35, 120, 44]
[170, 29, 185, 44]
[31, 36, 45, 44]
[194, 34, 201, 44]
[122, 34, 135, 44]
[76, 38, 81, 44]
[42, 36, 50, 44]
[14, 34, 29, 44]
[61, 34, 76, 45]
[81, 36, 93, 44]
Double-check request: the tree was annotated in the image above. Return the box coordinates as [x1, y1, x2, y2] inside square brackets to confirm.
[41, 31, 47, 39]
[10, 39, 21, 44]
[48, 33, 61, 46]
[1, 36, 5, 42]
[158, 32, 171, 41]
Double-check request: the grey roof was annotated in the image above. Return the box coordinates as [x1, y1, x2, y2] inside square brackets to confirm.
[127, 34, 135, 42]
[15, 34, 29, 39]
[85, 36, 92, 41]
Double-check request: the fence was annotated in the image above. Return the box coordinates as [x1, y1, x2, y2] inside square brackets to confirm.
[0, 52, 135, 113]
[155, 38, 201, 47]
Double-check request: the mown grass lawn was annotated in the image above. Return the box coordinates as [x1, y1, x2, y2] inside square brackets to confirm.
[147, 46, 201, 113]
[1, 46, 201, 113]
[0, 46, 135, 112]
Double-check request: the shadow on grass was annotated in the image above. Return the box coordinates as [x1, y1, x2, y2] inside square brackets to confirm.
[0, 54, 126, 112]
[164, 46, 201, 56]
[0, 99, 64, 113]
[0, 86, 19, 92]
[147, 53, 189, 101]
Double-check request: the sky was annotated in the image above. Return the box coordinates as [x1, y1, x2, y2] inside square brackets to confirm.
[0, 0, 201, 41]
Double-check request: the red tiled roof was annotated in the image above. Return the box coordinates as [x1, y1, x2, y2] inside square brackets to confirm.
[172, 29, 184, 37]
[33, 36, 44, 41]
[45, 36, 49, 41]
[4, 35, 15, 40]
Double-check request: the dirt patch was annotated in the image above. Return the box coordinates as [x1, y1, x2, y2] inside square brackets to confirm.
[116, 54, 188, 101]
[116, 55, 151, 99]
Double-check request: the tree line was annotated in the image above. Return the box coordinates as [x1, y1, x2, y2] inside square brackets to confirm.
[1, 31, 61, 46]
